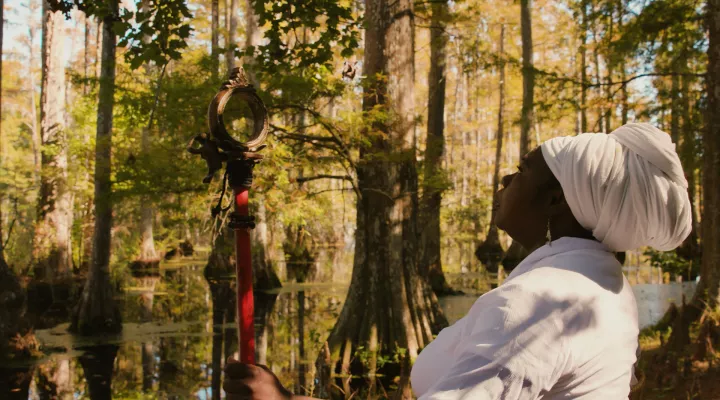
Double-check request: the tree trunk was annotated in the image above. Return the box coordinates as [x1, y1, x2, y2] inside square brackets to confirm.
[95, 18, 101, 80]
[618, 0, 628, 125]
[475, 24, 506, 272]
[138, 276, 158, 392]
[34, 0, 73, 282]
[138, 203, 158, 263]
[134, 0, 160, 268]
[225, 0, 237, 73]
[206, 226, 235, 278]
[0, 0, 4, 249]
[78, 345, 118, 400]
[252, 199, 281, 289]
[592, 39, 604, 132]
[223, 283, 237, 364]
[419, 0, 453, 296]
[84, 16, 90, 95]
[284, 224, 316, 284]
[699, 0, 720, 311]
[211, 0, 220, 79]
[28, 23, 41, 188]
[604, 3, 615, 133]
[71, 1, 122, 336]
[580, 1, 588, 132]
[520, 0, 534, 156]
[0, 251, 29, 358]
[669, 0, 720, 352]
[254, 291, 278, 365]
[136, 66, 166, 267]
[209, 280, 230, 400]
[36, 359, 72, 400]
[671, 70, 680, 144]
[677, 75, 700, 260]
[316, 0, 447, 397]
[620, 66, 628, 124]
[241, 1, 279, 289]
[296, 289, 306, 394]
[243, 0, 262, 84]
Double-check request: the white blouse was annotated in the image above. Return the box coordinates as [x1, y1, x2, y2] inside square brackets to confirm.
[411, 237, 639, 399]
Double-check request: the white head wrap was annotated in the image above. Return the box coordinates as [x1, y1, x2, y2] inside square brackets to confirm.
[540, 123, 692, 252]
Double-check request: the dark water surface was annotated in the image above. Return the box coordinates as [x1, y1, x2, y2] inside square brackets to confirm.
[6, 259, 676, 399]
[7, 259, 480, 400]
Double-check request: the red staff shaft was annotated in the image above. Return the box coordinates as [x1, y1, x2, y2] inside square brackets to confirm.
[233, 186, 256, 364]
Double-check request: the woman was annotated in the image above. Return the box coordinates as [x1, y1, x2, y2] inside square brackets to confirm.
[224, 123, 691, 399]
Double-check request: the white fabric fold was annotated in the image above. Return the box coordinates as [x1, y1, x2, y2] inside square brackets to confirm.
[411, 238, 639, 400]
[540, 123, 691, 252]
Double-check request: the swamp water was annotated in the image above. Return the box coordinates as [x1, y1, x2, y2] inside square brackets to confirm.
[3, 261, 689, 399]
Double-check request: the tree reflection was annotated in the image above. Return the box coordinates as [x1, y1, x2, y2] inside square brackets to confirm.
[0, 366, 34, 399]
[134, 265, 160, 393]
[18, 256, 350, 399]
[255, 290, 278, 365]
[78, 345, 118, 400]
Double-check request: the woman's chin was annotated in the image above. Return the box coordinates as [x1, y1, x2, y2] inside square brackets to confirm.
[495, 217, 506, 232]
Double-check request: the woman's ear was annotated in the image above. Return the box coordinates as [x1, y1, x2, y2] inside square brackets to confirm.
[547, 187, 570, 216]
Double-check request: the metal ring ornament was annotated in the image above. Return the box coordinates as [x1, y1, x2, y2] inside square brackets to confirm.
[207, 67, 269, 152]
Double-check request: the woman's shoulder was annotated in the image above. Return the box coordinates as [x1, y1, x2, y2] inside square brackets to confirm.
[508, 250, 627, 297]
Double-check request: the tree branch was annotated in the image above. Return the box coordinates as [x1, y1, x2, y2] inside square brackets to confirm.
[536, 68, 705, 89]
[295, 174, 353, 184]
[307, 187, 355, 197]
[271, 124, 341, 144]
[2, 198, 19, 251]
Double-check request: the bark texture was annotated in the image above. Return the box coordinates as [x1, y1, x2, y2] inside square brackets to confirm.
[520, 0, 534, 156]
[244, 0, 262, 84]
[317, 0, 448, 397]
[205, 225, 235, 400]
[0, 252, 28, 358]
[226, 0, 238, 73]
[211, 0, 220, 79]
[700, 0, 720, 311]
[78, 345, 118, 400]
[420, 0, 454, 296]
[284, 224, 316, 284]
[252, 199, 281, 289]
[71, 1, 122, 335]
[0, 0, 3, 248]
[676, 74, 701, 263]
[241, 3, 280, 289]
[669, 0, 720, 352]
[135, 0, 160, 267]
[475, 24, 506, 272]
[579, 1, 588, 132]
[34, 0, 73, 281]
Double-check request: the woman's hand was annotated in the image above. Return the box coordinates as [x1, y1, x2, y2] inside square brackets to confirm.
[223, 358, 293, 400]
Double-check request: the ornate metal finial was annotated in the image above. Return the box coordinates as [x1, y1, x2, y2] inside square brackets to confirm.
[221, 67, 252, 91]
[207, 66, 268, 154]
[189, 65, 269, 186]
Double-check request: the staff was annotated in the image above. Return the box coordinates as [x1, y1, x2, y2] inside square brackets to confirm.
[188, 67, 269, 364]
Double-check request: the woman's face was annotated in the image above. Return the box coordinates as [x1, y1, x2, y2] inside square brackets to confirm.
[494, 147, 559, 248]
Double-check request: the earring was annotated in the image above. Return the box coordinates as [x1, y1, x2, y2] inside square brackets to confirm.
[546, 218, 552, 246]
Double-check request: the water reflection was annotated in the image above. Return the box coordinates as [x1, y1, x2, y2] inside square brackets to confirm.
[11, 261, 347, 399]
[78, 345, 118, 400]
[9, 257, 683, 399]
[0, 365, 34, 399]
